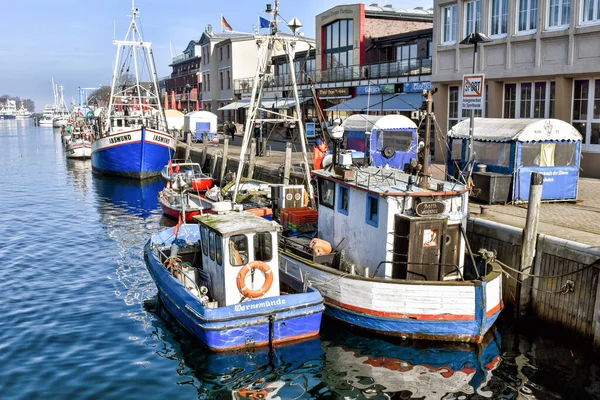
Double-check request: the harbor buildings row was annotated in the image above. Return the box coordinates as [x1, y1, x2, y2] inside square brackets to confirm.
[162, 1, 600, 178]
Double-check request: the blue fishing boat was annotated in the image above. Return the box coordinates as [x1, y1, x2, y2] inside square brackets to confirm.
[144, 204, 324, 352]
[91, 3, 175, 179]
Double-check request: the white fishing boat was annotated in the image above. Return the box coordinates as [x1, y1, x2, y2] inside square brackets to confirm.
[0, 99, 17, 120]
[15, 100, 32, 119]
[91, 2, 174, 179]
[53, 84, 70, 127]
[65, 130, 92, 159]
[234, 1, 502, 344]
[39, 104, 55, 126]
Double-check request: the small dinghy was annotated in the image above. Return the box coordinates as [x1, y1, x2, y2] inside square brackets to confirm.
[144, 203, 324, 352]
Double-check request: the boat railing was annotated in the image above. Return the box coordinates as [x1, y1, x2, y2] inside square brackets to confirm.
[355, 169, 400, 191]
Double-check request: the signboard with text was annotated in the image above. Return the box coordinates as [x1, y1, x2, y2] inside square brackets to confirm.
[403, 82, 434, 93]
[461, 74, 484, 110]
[318, 87, 350, 97]
[356, 84, 395, 95]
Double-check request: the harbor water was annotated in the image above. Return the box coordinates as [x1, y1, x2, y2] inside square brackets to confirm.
[1, 120, 599, 400]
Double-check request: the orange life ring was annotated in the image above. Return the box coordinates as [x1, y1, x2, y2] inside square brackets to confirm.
[236, 261, 273, 299]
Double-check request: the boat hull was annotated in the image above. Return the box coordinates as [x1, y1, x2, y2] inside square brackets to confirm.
[91, 127, 175, 180]
[144, 226, 324, 352]
[0, 115, 16, 120]
[39, 117, 54, 126]
[53, 118, 68, 127]
[66, 141, 92, 159]
[279, 253, 502, 343]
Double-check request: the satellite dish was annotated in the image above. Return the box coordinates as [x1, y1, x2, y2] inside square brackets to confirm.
[287, 17, 302, 35]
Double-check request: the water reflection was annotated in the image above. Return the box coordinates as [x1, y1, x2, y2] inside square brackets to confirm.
[319, 324, 501, 399]
[65, 158, 92, 198]
[145, 296, 325, 399]
[93, 175, 164, 219]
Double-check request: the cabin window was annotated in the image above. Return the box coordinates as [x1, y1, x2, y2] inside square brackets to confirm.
[200, 225, 208, 256]
[366, 194, 379, 227]
[520, 143, 577, 167]
[209, 230, 215, 261]
[338, 185, 349, 215]
[254, 232, 273, 262]
[318, 178, 335, 209]
[379, 130, 413, 152]
[215, 233, 223, 265]
[229, 234, 248, 266]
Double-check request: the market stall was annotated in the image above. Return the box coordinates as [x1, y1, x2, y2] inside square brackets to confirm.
[447, 118, 582, 202]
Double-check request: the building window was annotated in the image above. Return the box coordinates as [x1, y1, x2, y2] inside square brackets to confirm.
[548, 0, 570, 28]
[227, 70, 231, 89]
[534, 82, 546, 118]
[517, 0, 538, 33]
[572, 79, 600, 150]
[324, 19, 353, 79]
[504, 84, 517, 118]
[490, 0, 508, 36]
[520, 83, 532, 118]
[397, 43, 418, 74]
[220, 72, 223, 90]
[464, 1, 482, 36]
[448, 86, 462, 129]
[338, 185, 349, 215]
[365, 194, 379, 228]
[442, 5, 457, 44]
[582, 0, 600, 24]
[505, 82, 553, 118]
[227, 44, 230, 59]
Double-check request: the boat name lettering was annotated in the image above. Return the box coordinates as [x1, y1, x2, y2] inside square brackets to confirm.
[109, 135, 132, 144]
[415, 201, 446, 216]
[153, 135, 170, 144]
[234, 298, 285, 312]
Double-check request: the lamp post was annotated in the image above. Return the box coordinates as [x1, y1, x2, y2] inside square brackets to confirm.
[184, 83, 192, 114]
[459, 30, 492, 177]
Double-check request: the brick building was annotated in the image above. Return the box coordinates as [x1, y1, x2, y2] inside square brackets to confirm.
[164, 40, 201, 112]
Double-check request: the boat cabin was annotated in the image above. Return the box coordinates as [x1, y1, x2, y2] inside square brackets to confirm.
[342, 115, 419, 169]
[194, 210, 281, 307]
[313, 166, 469, 281]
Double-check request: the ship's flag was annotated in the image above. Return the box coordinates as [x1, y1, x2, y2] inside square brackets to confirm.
[259, 16, 272, 29]
[221, 15, 233, 32]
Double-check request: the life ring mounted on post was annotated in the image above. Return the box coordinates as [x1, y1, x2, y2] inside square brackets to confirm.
[236, 261, 273, 299]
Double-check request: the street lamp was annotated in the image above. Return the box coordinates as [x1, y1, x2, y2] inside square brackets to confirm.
[184, 83, 192, 114]
[460, 30, 492, 177]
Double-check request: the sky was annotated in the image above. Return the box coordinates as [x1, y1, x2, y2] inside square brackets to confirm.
[0, 0, 432, 111]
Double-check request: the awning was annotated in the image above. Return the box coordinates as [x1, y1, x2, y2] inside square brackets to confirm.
[219, 97, 310, 111]
[218, 100, 250, 111]
[448, 118, 583, 142]
[320, 95, 352, 100]
[325, 93, 423, 112]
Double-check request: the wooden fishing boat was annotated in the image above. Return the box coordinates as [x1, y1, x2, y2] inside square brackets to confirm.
[278, 164, 503, 343]
[158, 187, 208, 222]
[144, 205, 324, 352]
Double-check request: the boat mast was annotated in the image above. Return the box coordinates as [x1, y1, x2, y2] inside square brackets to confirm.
[232, 1, 314, 204]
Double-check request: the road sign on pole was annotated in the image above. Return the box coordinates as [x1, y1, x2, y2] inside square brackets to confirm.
[462, 74, 484, 110]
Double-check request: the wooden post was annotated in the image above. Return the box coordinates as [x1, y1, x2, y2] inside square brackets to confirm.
[517, 172, 544, 317]
[201, 133, 209, 168]
[184, 133, 192, 161]
[283, 142, 292, 185]
[248, 139, 256, 179]
[219, 138, 229, 185]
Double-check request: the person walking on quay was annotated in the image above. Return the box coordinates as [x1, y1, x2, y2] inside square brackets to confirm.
[223, 120, 230, 139]
[228, 122, 236, 141]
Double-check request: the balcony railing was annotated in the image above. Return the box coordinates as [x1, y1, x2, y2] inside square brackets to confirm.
[234, 57, 432, 92]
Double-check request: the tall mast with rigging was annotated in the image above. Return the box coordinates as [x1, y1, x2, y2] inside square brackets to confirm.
[232, 1, 313, 205]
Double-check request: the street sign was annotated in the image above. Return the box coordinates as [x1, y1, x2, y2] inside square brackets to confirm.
[462, 74, 484, 110]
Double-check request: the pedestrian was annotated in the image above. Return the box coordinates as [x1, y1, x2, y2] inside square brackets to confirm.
[229, 122, 236, 140]
[223, 120, 230, 138]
